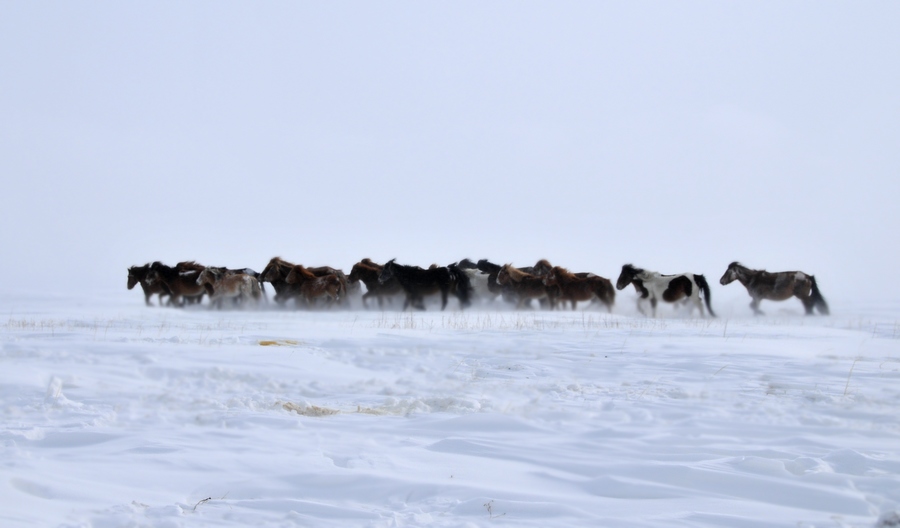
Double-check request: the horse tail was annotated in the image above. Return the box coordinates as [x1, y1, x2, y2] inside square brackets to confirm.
[449, 265, 472, 308]
[335, 275, 346, 301]
[257, 279, 267, 299]
[694, 274, 716, 317]
[251, 277, 263, 302]
[809, 275, 829, 315]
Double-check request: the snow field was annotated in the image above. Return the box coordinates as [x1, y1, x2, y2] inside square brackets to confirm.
[1, 294, 899, 527]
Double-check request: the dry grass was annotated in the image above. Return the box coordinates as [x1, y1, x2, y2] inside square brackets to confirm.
[282, 402, 340, 416]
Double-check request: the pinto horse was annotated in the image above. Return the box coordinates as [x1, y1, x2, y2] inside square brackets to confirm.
[616, 264, 715, 317]
[720, 262, 829, 316]
[349, 259, 403, 308]
[377, 259, 456, 310]
[285, 264, 345, 308]
[128, 263, 171, 306]
[456, 259, 496, 303]
[197, 268, 263, 309]
[544, 266, 615, 312]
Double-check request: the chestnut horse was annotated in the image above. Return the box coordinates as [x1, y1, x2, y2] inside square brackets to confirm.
[497, 264, 553, 309]
[261, 257, 349, 306]
[348, 259, 403, 308]
[616, 264, 715, 317]
[285, 264, 345, 308]
[720, 262, 829, 315]
[197, 268, 263, 309]
[127, 263, 170, 306]
[544, 266, 615, 312]
[146, 261, 207, 306]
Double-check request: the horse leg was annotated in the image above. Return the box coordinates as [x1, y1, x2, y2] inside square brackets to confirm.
[635, 297, 646, 316]
[650, 297, 658, 317]
[750, 298, 764, 316]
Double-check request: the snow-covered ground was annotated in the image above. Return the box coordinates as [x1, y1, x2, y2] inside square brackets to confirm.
[2, 292, 899, 527]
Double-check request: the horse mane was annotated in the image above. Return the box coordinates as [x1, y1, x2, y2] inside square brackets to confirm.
[622, 264, 643, 274]
[354, 259, 382, 272]
[129, 263, 150, 275]
[291, 265, 317, 280]
[502, 264, 537, 282]
[552, 266, 575, 278]
[176, 261, 205, 272]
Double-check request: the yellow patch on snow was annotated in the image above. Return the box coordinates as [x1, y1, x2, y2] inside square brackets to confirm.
[258, 339, 299, 346]
[282, 402, 340, 417]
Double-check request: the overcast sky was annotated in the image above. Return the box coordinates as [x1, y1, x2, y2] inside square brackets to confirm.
[2, 2, 898, 303]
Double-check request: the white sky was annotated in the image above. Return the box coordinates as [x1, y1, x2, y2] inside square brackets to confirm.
[2, 2, 898, 302]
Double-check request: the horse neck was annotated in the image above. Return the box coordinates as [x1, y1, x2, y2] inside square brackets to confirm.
[357, 266, 379, 285]
[733, 266, 757, 286]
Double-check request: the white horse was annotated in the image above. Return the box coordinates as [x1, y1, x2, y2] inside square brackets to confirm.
[615, 264, 715, 317]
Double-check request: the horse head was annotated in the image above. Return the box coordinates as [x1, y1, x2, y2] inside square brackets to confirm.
[127, 265, 146, 289]
[476, 259, 501, 274]
[533, 259, 553, 276]
[260, 258, 288, 283]
[720, 262, 744, 285]
[497, 264, 512, 285]
[457, 258, 478, 270]
[542, 267, 559, 287]
[378, 259, 397, 284]
[348, 264, 362, 284]
[616, 264, 642, 290]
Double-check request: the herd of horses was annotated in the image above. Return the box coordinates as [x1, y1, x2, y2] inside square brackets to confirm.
[127, 257, 830, 317]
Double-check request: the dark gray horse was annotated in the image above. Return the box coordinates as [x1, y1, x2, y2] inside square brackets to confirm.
[720, 262, 828, 315]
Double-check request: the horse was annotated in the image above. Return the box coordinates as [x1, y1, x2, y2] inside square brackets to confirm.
[285, 264, 345, 308]
[127, 263, 171, 306]
[261, 257, 349, 306]
[377, 259, 454, 310]
[720, 262, 829, 316]
[348, 259, 403, 308]
[616, 264, 715, 317]
[497, 264, 553, 309]
[476, 259, 507, 298]
[456, 259, 496, 303]
[261, 257, 305, 304]
[544, 266, 615, 312]
[197, 268, 263, 309]
[447, 262, 473, 309]
[146, 261, 207, 306]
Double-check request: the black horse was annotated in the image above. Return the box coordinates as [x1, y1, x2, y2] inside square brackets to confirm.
[378, 259, 468, 310]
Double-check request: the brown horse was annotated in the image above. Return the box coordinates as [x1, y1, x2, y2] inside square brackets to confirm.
[197, 268, 263, 309]
[720, 262, 829, 316]
[261, 257, 350, 306]
[285, 265, 345, 308]
[146, 261, 207, 306]
[497, 264, 553, 309]
[348, 259, 403, 308]
[127, 263, 170, 306]
[544, 266, 615, 312]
